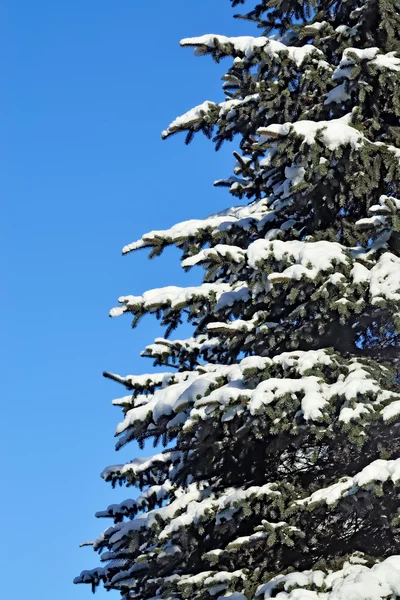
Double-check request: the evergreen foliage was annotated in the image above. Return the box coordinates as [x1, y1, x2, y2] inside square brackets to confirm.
[76, 1, 400, 598]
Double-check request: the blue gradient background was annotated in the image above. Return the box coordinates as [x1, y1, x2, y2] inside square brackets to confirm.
[2, 1, 256, 598]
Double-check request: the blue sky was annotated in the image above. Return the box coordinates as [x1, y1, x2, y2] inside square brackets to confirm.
[2, 1, 256, 599]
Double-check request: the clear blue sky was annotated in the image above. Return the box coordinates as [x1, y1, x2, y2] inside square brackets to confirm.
[2, 1, 255, 599]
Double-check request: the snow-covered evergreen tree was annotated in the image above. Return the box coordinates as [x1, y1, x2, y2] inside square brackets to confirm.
[75, 1, 400, 598]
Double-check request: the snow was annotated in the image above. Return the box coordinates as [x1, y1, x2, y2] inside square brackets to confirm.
[283, 164, 306, 193]
[304, 21, 327, 31]
[110, 282, 251, 317]
[120, 372, 169, 388]
[115, 370, 231, 432]
[356, 196, 400, 239]
[203, 570, 246, 586]
[122, 217, 232, 254]
[257, 569, 326, 598]
[178, 569, 246, 589]
[324, 82, 350, 105]
[256, 556, 400, 599]
[207, 313, 277, 335]
[247, 240, 348, 279]
[177, 351, 399, 430]
[226, 522, 296, 551]
[215, 282, 250, 311]
[218, 593, 247, 600]
[334, 47, 400, 76]
[349, 253, 400, 304]
[295, 476, 355, 507]
[159, 482, 279, 539]
[95, 482, 174, 519]
[240, 355, 272, 372]
[351, 263, 370, 285]
[182, 244, 246, 268]
[109, 372, 190, 407]
[108, 484, 208, 544]
[180, 35, 322, 66]
[296, 458, 400, 507]
[161, 100, 216, 139]
[274, 350, 334, 375]
[373, 139, 400, 163]
[258, 114, 363, 151]
[142, 335, 220, 361]
[88, 341, 400, 593]
[356, 458, 400, 486]
[101, 450, 180, 482]
[333, 47, 379, 80]
[328, 360, 379, 402]
[109, 305, 127, 317]
[178, 571, 214, 586]
[382, 400, 400, 422]
[317, 59, 332, 70]
[371, 51, 400, 71]
[182, 34, 268, 57]
[194, 379, 250, 410]
[162, 95, 260, 139]
[122, 199, 270, 255]
[333, 48, 400, 82]
[369, 253, 400, 303]
[219, 95, 259, 117]
[249, 376, 328, 421]
[111, 394, 135, 407]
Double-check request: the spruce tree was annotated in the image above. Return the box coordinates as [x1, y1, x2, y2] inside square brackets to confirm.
[75, 1, 400, 598]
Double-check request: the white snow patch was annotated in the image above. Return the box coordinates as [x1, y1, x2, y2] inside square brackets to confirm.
[296, 458, 400, 507]
[258, 114, 363, 151]
[256, 555, 400, 599]
[180, 34, 322, 66]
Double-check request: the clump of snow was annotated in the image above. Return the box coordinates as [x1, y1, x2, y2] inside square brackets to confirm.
[207, 313, 277, 335]
[324, 82, 350, 105]
[157, 483, 278, 541]
[348, 252, 400, 304]
[218, 593, 247, 600]
[304, 21, 327, 31]
[182, 244, 246, 268]
[161, 100, 216, 139]
[180, 34, 322, 66]
[184, 351, 399, 430]
[142, 335, 220, 363]
[101, 450, 181, 482]
[95, 482, 174, 519]
[256, 555, 400, 599]
[274, 350, 334, 374]
[371, 51, 400, 71]
[107, 484, 209, 545]
[215, 282, 250, 311]
[258, 114, 363, 151]
[122, 199, 271, 255]
[356, 195, 400, 240]
[110, 281, 250, 318]
[178, 569, 246, 590]
[162, 94, 261, 139]
[249, 376, 327, 421]
[369, 253, 400, 303]
[115, 370, 225, 432]
[333, 47, 379, 80]
[296, 458, 400, 507]
[247, 239, 348, 280]
[351, 262, 371, 285]
[334, 47, 400, 80]
[382, 400, 400, 422]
